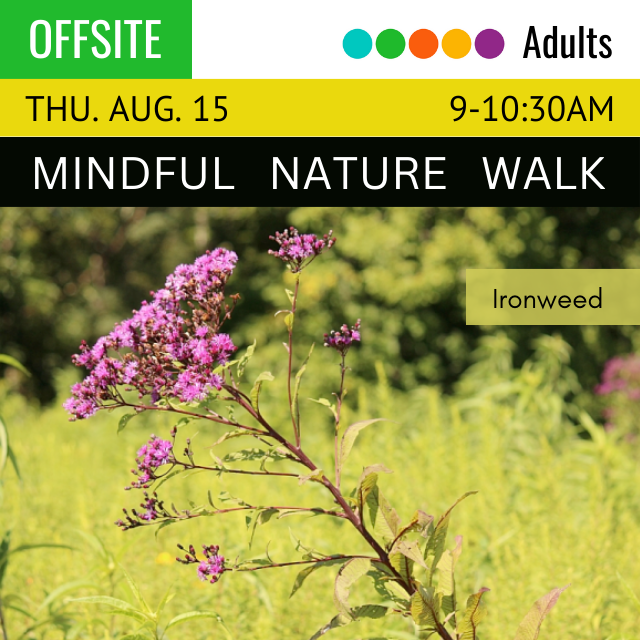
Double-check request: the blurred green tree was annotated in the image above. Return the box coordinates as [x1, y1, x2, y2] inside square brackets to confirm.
[1, 205, 639, 404]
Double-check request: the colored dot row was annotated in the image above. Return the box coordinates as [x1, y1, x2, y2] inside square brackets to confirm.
[343, 28, 504, 60]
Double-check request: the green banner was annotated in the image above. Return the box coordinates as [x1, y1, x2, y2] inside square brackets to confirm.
[0, 0, 191, 78]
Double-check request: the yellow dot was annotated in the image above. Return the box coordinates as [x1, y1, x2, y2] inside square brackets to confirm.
[442, 29, 471, 59]
[155, 552, 173, 565]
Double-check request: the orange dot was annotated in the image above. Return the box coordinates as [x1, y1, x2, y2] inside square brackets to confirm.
[409, 29, 439, 59]
[442, 29, 471, 59]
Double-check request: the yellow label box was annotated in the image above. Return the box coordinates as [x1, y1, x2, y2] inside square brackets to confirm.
[466, 269, 640, 325]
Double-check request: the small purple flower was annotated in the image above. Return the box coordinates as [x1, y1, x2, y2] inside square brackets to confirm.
[176, 543, 226, 585]
[116, 491, 169, 530]
[268, 227, 335, 273]
[128, 435, 175, 489]
[324, 320, 361, 356]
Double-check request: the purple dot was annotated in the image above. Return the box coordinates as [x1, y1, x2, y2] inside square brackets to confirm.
[475, 29, 504, 59]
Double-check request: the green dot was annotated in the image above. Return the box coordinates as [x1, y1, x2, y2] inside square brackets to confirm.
[376, 29, 405, 59]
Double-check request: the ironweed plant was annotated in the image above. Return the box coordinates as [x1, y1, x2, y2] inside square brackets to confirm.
[65, 228, 566, 640]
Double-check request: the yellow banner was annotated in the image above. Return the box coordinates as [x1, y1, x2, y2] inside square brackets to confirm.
[466, 269, 640, 325]
[0, 79, 633, 137]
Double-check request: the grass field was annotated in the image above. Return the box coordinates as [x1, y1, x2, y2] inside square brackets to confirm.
[3, 344, 640, 640]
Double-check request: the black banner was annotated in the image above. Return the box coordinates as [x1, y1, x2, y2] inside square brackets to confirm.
[1, 136, 638, 205]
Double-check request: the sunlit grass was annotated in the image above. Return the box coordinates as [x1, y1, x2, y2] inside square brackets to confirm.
[3, 353, 640, 640]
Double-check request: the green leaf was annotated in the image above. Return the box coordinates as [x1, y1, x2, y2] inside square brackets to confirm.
[0, 414, 8, 476]
[309, 606, 388, 640]
[7, 445, 21, 480]
[284, 311, 295, 331]
[334, 558, 371, 617]
[250, 371, 274, 411]
[70, 596, 152, 622]
[290, 557, 349, 598]
[38, 579, 97, 612]
[210, 429, 255, 447]
[390, 539, 429, 584]
[165, 610, 232, 637]
[308, 398, 338, 421]
[289, 529, 324, 560]
[285, 288, 296, 305]
[356, 464, 393, 514]
[75, 530, 111, 565]
[0, 354, 31, 377]
[410, 585, 440, 631]
[513, 586, 569, 640]
[340, 419, 389, 474]
[246, 508, 279, 548]
[298, 468, 324, 485]
[395, 510, 434, 541]
[222, 447, 290, 465]
[457, 587, 490, 640]
[292, 343, 315, 434]
[10, 543, 75, 555]
[435, 536, 462, 618]
[237, 340, 257, 379]
[424, 491, 477, 581]
[366, 485, 401, 548]
[0, 530, 12, 589]
[117, 413, 137, 434]
[155, 587, 175, 616]
[389, 549, 414, 586]
[121, 566, 152, 613]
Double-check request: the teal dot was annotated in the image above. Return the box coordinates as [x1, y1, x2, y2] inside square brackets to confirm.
[343, 29, 372, 59]
[376, 29, 405, 59]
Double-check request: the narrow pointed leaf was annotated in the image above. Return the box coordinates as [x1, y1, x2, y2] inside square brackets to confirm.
[70, 596, 152, 622]
[513, 586, 569, 640]
[291, 558, 348, 597]
[250, 372, 274, 411]
[7, 445, 21, 480]
[0, 355, 31, 376]
[165, 610, 232, 638]
[340, 419, 389, 472]
[308, 397, 338, 421]
[0, 415, 8, 475]
[435, 536, 462, 618]
[246, 508, 279, 548]
[121, 566, 152, 613]
[156, 587, 175, 616]
[38, 579, 97, 612]
[366, 485, 401, 547]
[237, 340, 257, 378]
[424, 492, 477, 580]
[292, 343, 314, 433]
[356, 465, 392, 513]
[117, 413, 137, 434]
[457, 587, 490, 640]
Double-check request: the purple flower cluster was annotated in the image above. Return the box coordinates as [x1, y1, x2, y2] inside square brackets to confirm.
[268, 227, 335, 273]
[116, 491, 170, 530]
[324, 320, 361, 356]
[128, 435, 175, 489]
[595, 354, 640, 400]
[177, 543, 226, 585]
[64, 249, 238, 420]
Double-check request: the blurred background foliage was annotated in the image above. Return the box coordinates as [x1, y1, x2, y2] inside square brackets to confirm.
[1, 205, 640, 406]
